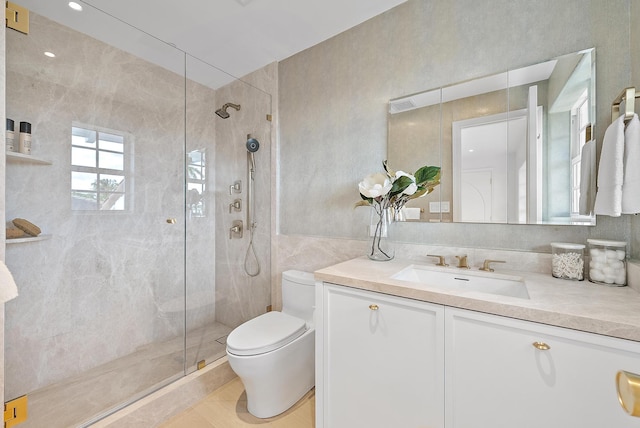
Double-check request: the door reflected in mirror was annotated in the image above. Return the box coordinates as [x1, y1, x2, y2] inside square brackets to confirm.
[388, 48, 596, 226]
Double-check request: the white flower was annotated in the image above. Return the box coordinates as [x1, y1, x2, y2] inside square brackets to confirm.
[359, 173, 392, 199]
[395, 171, 417, 195]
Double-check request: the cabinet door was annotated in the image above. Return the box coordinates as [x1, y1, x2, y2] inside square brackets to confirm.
[445, 307, 640, 428]
[323, 284, 445, 428]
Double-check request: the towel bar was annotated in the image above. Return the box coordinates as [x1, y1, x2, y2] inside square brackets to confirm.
[611, 86, 639, 122]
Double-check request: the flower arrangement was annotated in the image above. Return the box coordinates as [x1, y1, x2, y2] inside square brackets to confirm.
[356, 161, 441, 260]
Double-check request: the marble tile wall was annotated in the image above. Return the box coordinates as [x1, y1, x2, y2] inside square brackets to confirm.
[275, 0, 639, 301]
[214, 65, 275, 328]
[2, 13, 217, 399]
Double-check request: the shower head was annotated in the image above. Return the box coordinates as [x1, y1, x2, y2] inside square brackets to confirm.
[215, 103, 241, 119]
[246, 137, 260, 153]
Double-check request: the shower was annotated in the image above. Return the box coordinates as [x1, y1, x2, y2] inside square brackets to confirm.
[215, 102, 240, 119]
[244, 135, 260, 277]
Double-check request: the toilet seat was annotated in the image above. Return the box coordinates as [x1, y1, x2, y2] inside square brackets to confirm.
[226, 311, 307, 356]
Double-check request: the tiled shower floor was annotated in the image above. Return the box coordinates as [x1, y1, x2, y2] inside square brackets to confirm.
[19, 322, 233, 428]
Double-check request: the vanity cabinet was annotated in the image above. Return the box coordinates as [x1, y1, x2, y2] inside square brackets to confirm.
[317, 284, 445, 428]
[445, 307, 640, 428]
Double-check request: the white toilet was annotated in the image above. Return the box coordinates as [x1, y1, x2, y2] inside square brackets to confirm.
[226, 270, 315, 418]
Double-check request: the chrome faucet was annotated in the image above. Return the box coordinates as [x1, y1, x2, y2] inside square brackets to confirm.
[480, 259, 506, 272]
[455, 255, 470, 269]
[427, 254, 448, 266]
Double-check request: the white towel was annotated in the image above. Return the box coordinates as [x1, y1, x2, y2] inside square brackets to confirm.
[579, 139, 596, 215]
[0, 261, 18, 303]
[622, 113, 640, 214]
[594, 114, 626, 216]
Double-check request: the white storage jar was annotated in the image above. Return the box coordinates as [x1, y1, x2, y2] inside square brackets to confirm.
[587, 239, 626, 286]
[550, 243, 585, 281]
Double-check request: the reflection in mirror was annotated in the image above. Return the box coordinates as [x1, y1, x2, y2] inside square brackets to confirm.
[388, 48, 596, 226]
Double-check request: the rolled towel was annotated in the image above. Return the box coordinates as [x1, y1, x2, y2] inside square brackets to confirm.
[6, 228, 26, 239]
[12, 218, 41, 237]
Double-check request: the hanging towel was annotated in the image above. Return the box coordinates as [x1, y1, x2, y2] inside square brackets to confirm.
[622, 113, 640, 214]
[579, 139, 596, 215]
[594, 114, 626, 216]
[0, 261, 18, 303]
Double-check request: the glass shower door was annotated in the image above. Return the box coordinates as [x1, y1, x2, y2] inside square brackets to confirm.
[4, 6, 188, 427]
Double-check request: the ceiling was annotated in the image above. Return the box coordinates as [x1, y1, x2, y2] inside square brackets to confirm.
[18, 0, 407, 89]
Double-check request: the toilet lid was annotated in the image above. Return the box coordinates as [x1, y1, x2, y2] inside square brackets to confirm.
[226, 311, 307, 356]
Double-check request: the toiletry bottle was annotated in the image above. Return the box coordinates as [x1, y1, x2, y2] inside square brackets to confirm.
[6, 119, 15, 152]
[19, 121, 31, 155]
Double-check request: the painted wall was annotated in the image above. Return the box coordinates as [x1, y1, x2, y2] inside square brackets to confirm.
[278, 0, 634, 270]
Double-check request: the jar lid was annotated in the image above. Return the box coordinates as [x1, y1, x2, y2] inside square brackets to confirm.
[587, 239, 626, 247]
[550, 242, 585, 250]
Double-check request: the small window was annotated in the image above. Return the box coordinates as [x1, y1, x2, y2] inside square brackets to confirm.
[187, 149, 206, 217]
[71, 126, 129, 211]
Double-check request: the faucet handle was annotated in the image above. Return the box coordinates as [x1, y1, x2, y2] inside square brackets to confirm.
[480, 259, 506, 272]
[455, 255, 470, 269]
[427, 254, 448, 267]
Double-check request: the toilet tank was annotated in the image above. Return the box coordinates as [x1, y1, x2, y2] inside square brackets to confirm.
[281, 270, 315, 323]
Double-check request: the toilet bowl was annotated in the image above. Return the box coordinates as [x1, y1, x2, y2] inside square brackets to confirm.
[226, 270, 315, 418]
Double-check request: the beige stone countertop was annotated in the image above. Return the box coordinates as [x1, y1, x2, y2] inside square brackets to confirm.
[314, 256, 640, 342]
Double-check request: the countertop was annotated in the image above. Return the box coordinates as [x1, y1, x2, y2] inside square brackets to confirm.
[314, 257, 640, 342]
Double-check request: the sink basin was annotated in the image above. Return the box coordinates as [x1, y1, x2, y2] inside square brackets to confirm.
[391, 264, 529, 299]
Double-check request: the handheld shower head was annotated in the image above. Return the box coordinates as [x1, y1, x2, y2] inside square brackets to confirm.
[246, 136, 260, 176]
[246, 137, 260, 153]
[215, 102, 241, 119]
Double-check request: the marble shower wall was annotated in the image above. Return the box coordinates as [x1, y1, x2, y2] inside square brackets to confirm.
[3, 13, 217, 398]
[277, 0, 637, 279]
[214, 65, 275, 329]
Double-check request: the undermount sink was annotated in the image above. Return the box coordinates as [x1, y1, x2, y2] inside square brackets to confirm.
[391, 264, 530, 299]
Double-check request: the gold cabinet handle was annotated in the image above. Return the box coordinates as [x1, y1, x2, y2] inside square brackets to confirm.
[532, 341, 550, 350]
[617, 370, 640, 417]
[369, 304, 379, 311]
[166, 218, 177, 224]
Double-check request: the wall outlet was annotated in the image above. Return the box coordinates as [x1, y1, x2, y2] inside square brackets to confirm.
[429, 201, 450, 213]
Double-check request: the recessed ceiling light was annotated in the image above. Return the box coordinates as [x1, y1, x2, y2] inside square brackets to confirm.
[44, 51, 56, 58]
[68, 2, 83, 11]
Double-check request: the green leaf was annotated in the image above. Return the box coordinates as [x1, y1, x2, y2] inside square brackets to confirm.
[389, 175, 413, 196]
[414, 166, 441, 185]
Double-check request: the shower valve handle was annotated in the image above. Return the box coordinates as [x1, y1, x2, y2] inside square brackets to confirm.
[229, 199, 242, 213]
[229, 220, 243, 239]
[229, 180, 242, 195]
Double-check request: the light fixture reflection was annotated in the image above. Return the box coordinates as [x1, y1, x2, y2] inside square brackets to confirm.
[68, 2, 83, 11]
[44, 51, 56, 58]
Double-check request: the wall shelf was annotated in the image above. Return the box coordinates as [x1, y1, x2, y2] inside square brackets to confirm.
[6, 234, 51, 244]
[6, 151, 52, 165]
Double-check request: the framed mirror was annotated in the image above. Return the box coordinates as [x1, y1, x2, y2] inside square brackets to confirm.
[387, 48, 596, 226]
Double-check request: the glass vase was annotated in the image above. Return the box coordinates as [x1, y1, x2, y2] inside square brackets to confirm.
[368, 207, 395, 261]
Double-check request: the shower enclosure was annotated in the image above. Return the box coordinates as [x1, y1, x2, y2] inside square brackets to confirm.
[4, 5, 272, 427]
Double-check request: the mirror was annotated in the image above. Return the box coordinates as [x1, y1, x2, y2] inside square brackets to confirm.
[387, 48, 596, 225]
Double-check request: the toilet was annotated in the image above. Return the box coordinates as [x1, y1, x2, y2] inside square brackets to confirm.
[226, 270, 315, 418]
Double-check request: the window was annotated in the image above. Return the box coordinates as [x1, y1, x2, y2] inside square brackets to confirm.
[71, 126, 129, 211]
[187, 149, 206, 217]
[570, 91, 590, 216]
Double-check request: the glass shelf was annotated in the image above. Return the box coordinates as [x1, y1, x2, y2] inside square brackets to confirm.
[6, 151, 51, 165]
[6, 234, 51, 244]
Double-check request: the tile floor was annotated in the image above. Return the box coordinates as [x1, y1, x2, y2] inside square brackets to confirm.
[160, 377, 316, 428]
[18, 322, 232, 428]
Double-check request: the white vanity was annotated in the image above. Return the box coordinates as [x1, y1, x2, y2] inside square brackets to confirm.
[314, 257, 640, 428]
